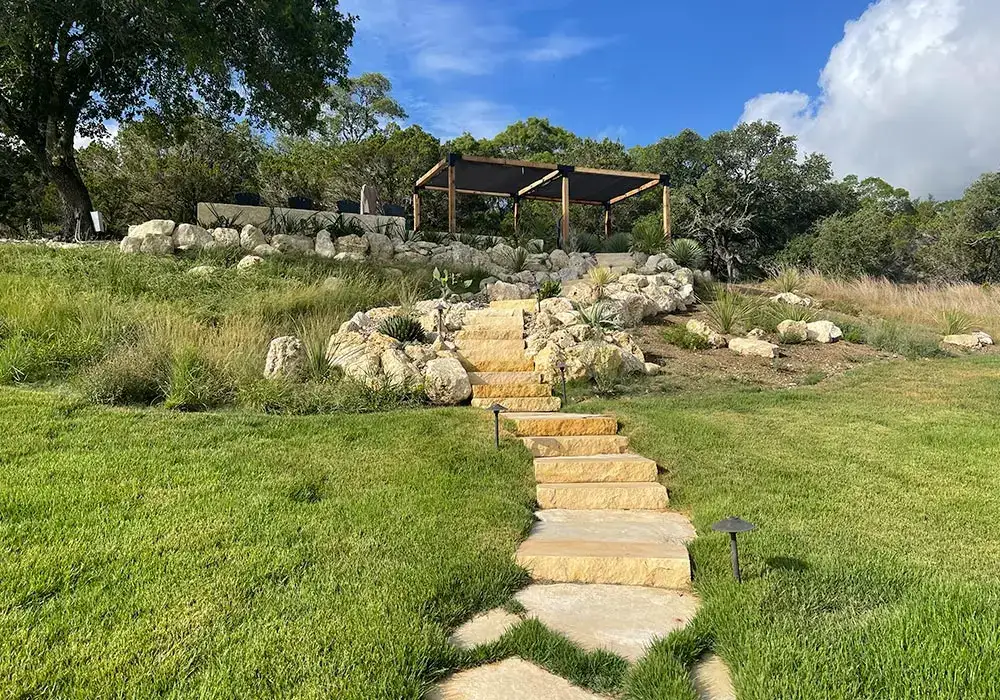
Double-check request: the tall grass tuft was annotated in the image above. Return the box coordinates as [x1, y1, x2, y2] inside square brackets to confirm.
[940, 309, 973, 336]
[704, 289, 759, 334]
[768, 266, 805, 294]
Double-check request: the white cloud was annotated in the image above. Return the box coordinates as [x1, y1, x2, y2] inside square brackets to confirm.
[741, 0, 1000, 199]
[524, 33, 609, 63]
[423, 99, 516, 140]
[74, 121, 120, 149]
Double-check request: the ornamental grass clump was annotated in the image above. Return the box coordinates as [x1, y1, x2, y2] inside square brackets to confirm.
[705, 289, 759, 335]
[378, 315, 426, 343]
[665, 238, 706, 270]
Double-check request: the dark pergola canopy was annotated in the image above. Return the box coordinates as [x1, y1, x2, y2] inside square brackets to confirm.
[412, 153, 672, 247]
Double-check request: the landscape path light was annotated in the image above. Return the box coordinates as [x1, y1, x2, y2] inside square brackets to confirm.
[489, 403, 507, 449]
[556, 361, 567, 405]
[435, 300, 446, 338]
[711, 516, 756, 583]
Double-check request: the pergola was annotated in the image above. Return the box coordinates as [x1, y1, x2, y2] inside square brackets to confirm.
[413, 153, 671, 247]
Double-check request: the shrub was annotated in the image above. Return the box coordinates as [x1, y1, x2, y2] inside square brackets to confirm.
[538, 279, 562, 300]
[630, 219, 668, 255]
[78, 345, 169, 405]
[378, 315, 426, 343]
[570, 232, 602, 254]
[586, 266, 618, 299]
[940, 309, 973, 335]
[705, 290, 758, 334]
[163, 347, 235, 411]
[666, 238, 706, 270]
[602, 233, 631, 253]
[662, 324, 709, 350]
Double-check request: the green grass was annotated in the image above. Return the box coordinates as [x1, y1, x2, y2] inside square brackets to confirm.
[579, 356, 1000, 699]
[0, 388, 536, 699]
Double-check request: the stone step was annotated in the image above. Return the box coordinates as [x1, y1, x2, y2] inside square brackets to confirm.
[455, 338, 526, 353]
[537, 482, 669, 510]
[522, 435, 630, 457]
[594, 253, 636, 268]
[473, 383, 552, 399]
[469, 371, 543, 385]
[464, 308, 523, 322]
[534, 454, 658, 483]
[455, 325, 524, 341]
[459, 353, 536, 373]
[428, 657, 605, 700]
[473, 396, 562, 412]
[489, 299, 538, 313]
[515, 509, 694, 590]
[504, 412, 618, 437]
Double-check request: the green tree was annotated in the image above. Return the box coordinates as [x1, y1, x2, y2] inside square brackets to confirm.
[0, 0, 354, 238]
[323, 73, 408, 143]
[0, 136, 47, 236]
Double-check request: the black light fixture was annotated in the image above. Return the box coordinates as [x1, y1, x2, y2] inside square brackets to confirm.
[711, 516, 756, 583]
[435, 301, 446, 338]
[556, 361, 567, 405]
[489, 403, 507, 448]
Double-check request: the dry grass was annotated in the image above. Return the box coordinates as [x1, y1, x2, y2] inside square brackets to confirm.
[803, 273, 1000, 336]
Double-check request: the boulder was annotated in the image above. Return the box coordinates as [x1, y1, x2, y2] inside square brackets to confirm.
[533, 344, 564, 383]
[607, 292, 654, 327]
[365, 231, 394, 260]
[488, 280, 531, 301]
[644, 362, 661, 376]
[777, 320, 808, 343]
[806, 320, 843, 344]
[187, 265, 218, 277]
[139, 234, 174, 255]
[240, 224, 267, 251]
[974, 331, 994, 346]
[334, 251, 366, 263]
[728, 337, 779, 358]
[252, 243, 279, 257]
[686, 319, 727, 348]
[644, 284, 682, 314]
[173, 224, 213, 251]
[326, 331, 381, 382]
[565, 341, 642, 380]
[488, 243, 516, 268]
[315, 229, 337, 258]
[381, 347, 423, 389]
[119, 237, 142, 254]
[264, 336, 306, 379]
[640, 254, 677, 274]
[747, 328, 767, 340]
[129, 220, 175, 239]
[539, 297, 575, 315]
[943, 333, 982, 348]
[424, 357, 471, 405]
[272, 234, 314, 254]
[771, 292, 813, 307]
[211, 227, 240, 248]
[556, 267, 581, 282]
[548, 249, 570, 271]
[337, 234, 370, 257]
[236, 255, 264, 273]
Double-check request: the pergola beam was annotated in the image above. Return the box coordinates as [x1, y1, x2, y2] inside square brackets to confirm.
[415, 158, 448, 189]
[517, 169, 562, 197]
[608, 178, 661, 205]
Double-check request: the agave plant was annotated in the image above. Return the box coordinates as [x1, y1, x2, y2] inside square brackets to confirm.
[378, 315, 426, 343]
[586, 265, 619, 299]
[575, 300, 621, 332]
[503, 246, 530, 273]
[537, 279, 562, 300]
[666, 238, 707, 270]
[630, 219, 668, 255]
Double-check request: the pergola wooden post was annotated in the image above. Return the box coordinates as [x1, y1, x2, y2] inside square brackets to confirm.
[603, 204, 612, 238]
[447, 154, 458, 234]
[412, 190, 422, 231]
[661, 174, 672, 240]
[513, 197, 521, 234]
[560, 169, 571, 250]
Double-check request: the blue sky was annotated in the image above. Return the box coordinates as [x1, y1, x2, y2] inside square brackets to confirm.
[339, 0, 1000, 198]
[342, 0, 872, 144]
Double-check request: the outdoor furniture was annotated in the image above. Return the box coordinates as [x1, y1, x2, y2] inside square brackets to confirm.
[287, 196, 314, 210]
[234, 192, 261, 206]
[382, 203, 406, 217]
[337, 200, 361, 214]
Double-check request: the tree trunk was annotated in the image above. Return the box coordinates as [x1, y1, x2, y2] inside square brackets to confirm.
[45, 154, 95, 241]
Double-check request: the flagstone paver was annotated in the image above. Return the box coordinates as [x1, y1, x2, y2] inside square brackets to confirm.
[691, 654, 738, 700]
[427, 657, 609, 700]
[448, 608, 522, 651]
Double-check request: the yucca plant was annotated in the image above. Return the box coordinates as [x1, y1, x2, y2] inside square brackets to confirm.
[602, 233, 631, 253]
[940, 309, 973, 335]
[586, 266, 619, 299]
[705, 290, 759, 334]
[630, 219, 668, 255]
[576, 300, 621, 332]
[503, 246, 530, 273]
[378, 315, 426, 343]
[768, 265, 804, 294]
[666, 238, 707, 270]
[538, 279, 562, 300]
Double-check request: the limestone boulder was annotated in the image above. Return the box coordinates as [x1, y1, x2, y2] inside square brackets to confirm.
[240, 224, 267, 250]
[488, 243, 516, 268]
[943, 333, 982, 348]
[548, 249, 570, 271]
[253, 243, 279, 257]
[272, 234, 314, 255]
[746, 328, 767, 340]
[806, 320, 843, 343]
[565, 341, 643, 380]
[771, 292, 813, 307]
[685, 319, 727, 348]
[119, 236, 142, 254]
[644, 284, 682, 314]
[607, 291, 656, 327]
[533, 343, 565, 383]
[187, 265, 218, 277]
[173, 224, 213, 251]
[539, 297, 575, 315]
[424, 357, 471, 405]
[326, 331, 381, 381]
[264, 336, 306, 379]
[365, 231, 394, 260]
[337, 234, 370, 257]
[488, 280, 531, 301]
[315, 229, 337, 258]
[776, 320, 808, 343]
[236, 255, 264, 273]
[211, 227, 240, 248]
[974, 331, 994, 345]
[381, 347, 423, 389]
[129, 220, 175, 239]
[139, 234, 174, 255]
[728, 337, 779, 358]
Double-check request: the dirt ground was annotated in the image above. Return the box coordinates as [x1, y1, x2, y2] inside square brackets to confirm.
[636, 314, 894, 390]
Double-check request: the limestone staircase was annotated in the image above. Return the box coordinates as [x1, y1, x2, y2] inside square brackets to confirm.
[458, 300, 561, 413]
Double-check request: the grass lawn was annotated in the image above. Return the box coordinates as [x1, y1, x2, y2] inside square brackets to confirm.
[0, 389, 535, 699]
[580, 356, 1000, 699]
